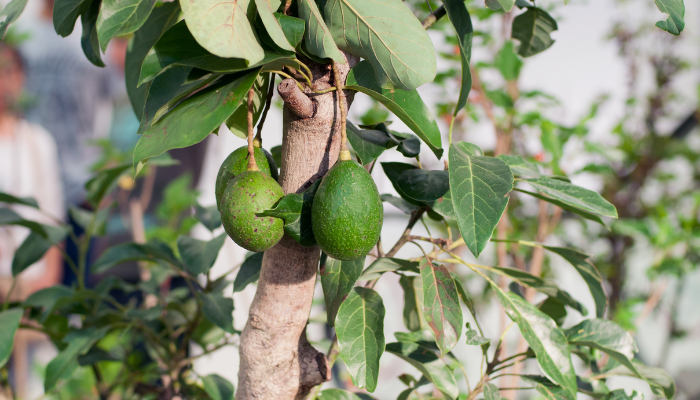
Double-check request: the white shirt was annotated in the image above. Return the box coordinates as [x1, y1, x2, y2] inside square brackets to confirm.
[0, 120, 64, 280]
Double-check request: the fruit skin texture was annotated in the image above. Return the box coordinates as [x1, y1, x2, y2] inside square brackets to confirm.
[215, 146, 279, 209]
[221, 171, 284, 252]
[312, 160, 383, 260]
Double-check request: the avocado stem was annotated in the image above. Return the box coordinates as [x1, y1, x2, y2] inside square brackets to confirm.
[332, 61, 350, 161]
[247, 87, 259, 172]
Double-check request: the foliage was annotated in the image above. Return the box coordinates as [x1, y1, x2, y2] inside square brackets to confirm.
[0, 0, 689, 398]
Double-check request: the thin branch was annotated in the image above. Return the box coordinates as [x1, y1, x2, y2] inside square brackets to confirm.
[255, 74, 277, 143]
[422, 5, 446, 29]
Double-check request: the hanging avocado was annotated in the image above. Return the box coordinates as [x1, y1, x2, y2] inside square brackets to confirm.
[215, 146, 278, 209]
[220, 171, 284, 252]
[312, 160, 383, 260]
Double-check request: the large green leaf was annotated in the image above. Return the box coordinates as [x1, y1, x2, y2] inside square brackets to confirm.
[347, 62, 443, 159]
[201, 292, 235, 334]
[347, 122, 387, 166]
[512, 7, 558, 57]
[177, 233, 227, 276]
[399, 275, 426, 331]
[516, 188, 607, 226]
[449, 142, 513, 257]
[125, 1, 181, 119]
[254, 0, 294, 51]
[497, 154, 542, 177]
[12, 232, 53, 277]
[397, 170, 449, 202]
[97, 0, 157, 52]
[335, 287, 385, 392]
[442, 0, 473, 114]
[79, 0, 104, 67]
[180, 0, 264, 62]
[493, 289, 576, 398]
[543, 246, 607, 318]
[297, 0, 344, 62]
[260, 179, 319, 246]
[0, 0, 28, 39]
[566, 319, 637, 369]
[489, 266, 587, 316]
[233, 253, 264, 292]
[385, 341, 459, 400]
[523, 177, 617, 218]
[133, 69, 259, 173]
[53, 0, 90, 37]
[0, 309, 23, 369]
[45, 327, 108, 391]
[324, 0, 436, 91]
[202, 374, 234, 400]
[92, 241, 184, 273]
[522, 375, 573, 400]
[321, 255, 366, 326]
[360, 257, 419, 281]
[653, 0, 684, 36]
[420, 260, 462, 357]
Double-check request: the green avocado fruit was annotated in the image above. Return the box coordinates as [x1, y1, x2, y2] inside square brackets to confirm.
[312, 160, 383, 260]
[220, 171, 284, 252]
[215, 146, 279, 209]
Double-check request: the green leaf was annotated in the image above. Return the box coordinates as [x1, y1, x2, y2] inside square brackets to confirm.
[25, 285, 74, 321]
[485, 0, 515, 11]
[385, 341, 459, 400]
[347, 62, 443, 159]
[227, 73, 270, 139]
[202, 374, 235, 400]
[380, 194, 419, 215]
[297, 0, 344, 62]
[605, 362, 676, 399]
[394, 330, 439, 351]
[79, 0, 104, 67]
[523, 177, 617, 218]
[538, 297, 567, 326]
[0, 309, 23, 369]
[12, 232, 53, 277]
[275, 13, 305, 48]
[426, 191, 457, 221]
[347, 121, 387, 166]
[489, 266, 587, 316]
[92, 241, 184, 273]
[465, 324, 489, 346]
[442, 0, 473, 114]
[45, 327, 108, 391]
[449, 142, 513, 257]
[484, 383, 502, 400]
[420, 260, 462, 356]
[177, 233, 227, 276]
[69, 206, 109, 237]
[195, 203, 222, 231]
[397, 170, 449, 202]
[497, 155, 542, 177]
[260, 180, 319, 246]
[336, 287, 385, 392]
[180, 0, 264, 62]
[201, 292, 235, 334]
[453, 278, 475, 318]
[495, 41, 522, 81]
[515, 188, 607, 226]
[511, 7, 558, 57]
[254, 0, 294, 51]
[601, 389, 639, 400]
[0, 209, 68, 242]
[543, 246, 607, 318]
[97, 0, 157, 52]
[399, 275, 427, 331]
[321, 255, 366, 326]
[0, 192, 39, 208]
[653, 0, 684, 35]
[0, 0, 27, 39]
[318, 389, 374, 400]
[522, 375, 573, 400]
[125, 1, 181, 119]
[85, 164, 130, 207]
[492, 289, 576, 398]
[380, 162, 422, 206]
[133, 69, 260, 174]
[324, 0, 436, 91]
[52, 0, 89, 37]
[566, 319, 637, 371]
[360, 257, 420, 281]
[233, 252, 263, 292]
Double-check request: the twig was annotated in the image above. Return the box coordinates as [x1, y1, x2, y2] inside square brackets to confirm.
[332, 61, 350, 160]
[422, 5, 446, 29]
[247, 88, 259, 171]
[255, 74, 277, 144]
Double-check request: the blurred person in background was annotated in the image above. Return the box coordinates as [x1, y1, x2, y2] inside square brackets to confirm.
[0, 42, 63, 299]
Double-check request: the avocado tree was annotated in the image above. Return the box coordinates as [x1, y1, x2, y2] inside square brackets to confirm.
[0, 0, 688, 399]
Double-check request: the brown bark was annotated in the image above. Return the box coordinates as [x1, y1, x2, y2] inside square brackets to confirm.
[235, 52, 358, 400]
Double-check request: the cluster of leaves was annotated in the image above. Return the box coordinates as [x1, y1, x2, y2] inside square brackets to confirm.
[0, 0, 689, 398]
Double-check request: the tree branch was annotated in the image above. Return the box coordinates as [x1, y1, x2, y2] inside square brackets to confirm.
[422, 5, 446, 29]
[278, 78, 315, 119]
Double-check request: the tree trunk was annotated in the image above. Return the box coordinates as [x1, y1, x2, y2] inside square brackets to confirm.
[235, 52, 358, 400]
